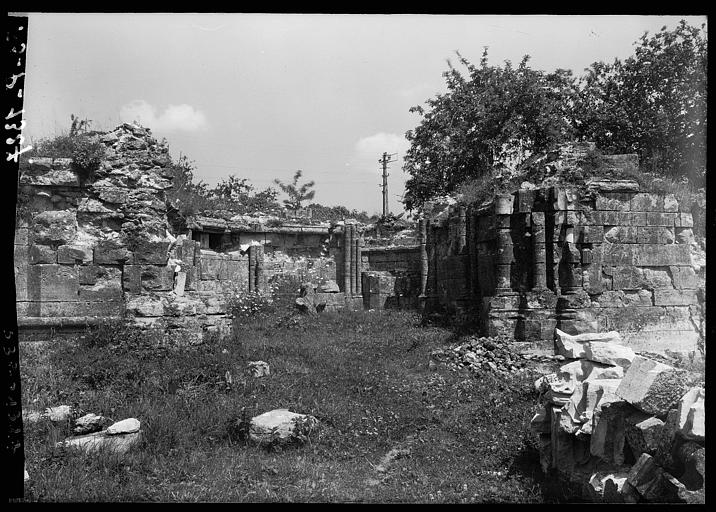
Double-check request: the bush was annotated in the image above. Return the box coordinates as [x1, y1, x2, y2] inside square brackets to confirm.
[23, 132, 106, 182]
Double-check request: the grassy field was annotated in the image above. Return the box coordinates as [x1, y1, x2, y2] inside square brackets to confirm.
[19, 308, 558, 503]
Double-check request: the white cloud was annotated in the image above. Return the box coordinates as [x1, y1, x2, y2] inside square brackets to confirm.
[354, 132, 410, 161]
[119, 100, 209, 133]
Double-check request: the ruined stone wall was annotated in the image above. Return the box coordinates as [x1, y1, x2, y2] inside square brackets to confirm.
[426, 182, 705, 356]
[361, 245, 422, 309]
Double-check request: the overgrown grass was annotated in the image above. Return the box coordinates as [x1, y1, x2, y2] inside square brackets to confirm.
[19, 310, 551, 503]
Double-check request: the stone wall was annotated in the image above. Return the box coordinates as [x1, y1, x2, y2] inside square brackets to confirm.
[361, 245, 422, 309]
[425, 180, 705, 356]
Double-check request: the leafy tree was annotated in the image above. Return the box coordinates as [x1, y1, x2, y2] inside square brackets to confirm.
[402, 49, 577, 210]
[573, 20, 707, 185]
[274, 169, 316, 210]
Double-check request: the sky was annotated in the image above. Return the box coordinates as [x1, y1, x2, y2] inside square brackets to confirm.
[20, 13, 707, 215]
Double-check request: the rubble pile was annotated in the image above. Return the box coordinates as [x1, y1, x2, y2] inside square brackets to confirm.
[429, 335, 560, 376]
[531, 329, 705, 503]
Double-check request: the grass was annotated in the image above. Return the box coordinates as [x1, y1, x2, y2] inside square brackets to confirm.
[18, 309, 555, 503]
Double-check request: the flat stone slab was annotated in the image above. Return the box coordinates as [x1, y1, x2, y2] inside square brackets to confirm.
[249, 409, 318, 446]
[57, 430, 142, 456]
[616, 356, 687, 417]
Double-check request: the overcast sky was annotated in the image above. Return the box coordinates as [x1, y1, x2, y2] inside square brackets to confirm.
[21, 13, 707, 215]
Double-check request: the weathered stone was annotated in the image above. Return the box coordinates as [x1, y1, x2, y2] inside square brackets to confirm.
[173, 271, 186, 296]
[584, 341, 635, 368]
[530, 408, 552, 435]
[94, 239, 133, 264]
[31, 210, 77, 245]
[640, 268, 672, 289]
[627, 453, 664, 500]
[45, 405, 73, 422]
[616, 356, 687, 417]
[622, 289, 653, 307]
[79, 276, 123, 301]
[676, 386, 704, 443]
[126, 295, 165, 317]
[596, 192, 631, 211]
[319, 279, 340, 293]
[26, 264, 79, 301]
[646, 212, 677, 226]
[554, 328, 622, 359]
[602, 473, 629, 503]
[634, 244, 690, 266]
[131, 239, 170, 265]
[140, 265, 175, 292]
[653, 289, 699, 306]
[246, 361, 270, 378]
[637, 226, 675, 244]
[590, 401, 637, 465]
[601, 243, 634, 265]
[603, 265, 643, 290]
[674, 212, 693, 228]
[73, 413, 111, 435]
[122, 264, 142, 292]
[604, 226, 637, 243]
[677, 442, 705, 491]
[106, 418, 141, 435]
[29, 244, 57, 264]
[248, 409, 318, 446]
[660, 472, 705, 503]
[625, 416, 664, 458]
[674, 227, 693, 245]
[58, 430, 142, 456]
[57, 244, 94, 264]
[574, 378, 622, 437]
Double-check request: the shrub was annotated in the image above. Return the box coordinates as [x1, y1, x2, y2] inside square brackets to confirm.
[23, 132, 106, 182]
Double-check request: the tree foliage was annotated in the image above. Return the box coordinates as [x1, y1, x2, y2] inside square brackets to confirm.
[274, 169, 316, 210]
[573, 20, 707, 184]
[165, 155, 281, 216]
[402, 49, 576, 210]
[402, 21, 707, 210]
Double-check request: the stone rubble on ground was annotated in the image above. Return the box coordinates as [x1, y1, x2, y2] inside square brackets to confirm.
[248, 408, 319, 446]
[429, 335, 541, 376]
[23, 404, 77, 424]
[56, 417, 142, 456]
[530, 328, 705, 503]
[73, 413, 112, 435]
[247, 360, 270, 378]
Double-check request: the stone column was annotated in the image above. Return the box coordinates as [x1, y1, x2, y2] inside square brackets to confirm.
[494, 194, 514, 295]
[248, 245, 257, 292]
[348, 224, 356, 296]
[532, 212, 547, 290]
[354, 230, 362, 296]
[343, 224, 352, 295]
[418, 218, 428, 301]
[255, 244, 266, 293]
[458, 206, 467, 254]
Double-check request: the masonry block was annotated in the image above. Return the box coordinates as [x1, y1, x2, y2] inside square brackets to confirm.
[653, 289, 699, 306]
[604, 226, 637, 244]
[576, 225, 605, 243]
[601, 243, 635, 265]
[634, 245, 690, 266]
[669, 266, 701, 290]
[596, 192, 631, 211]
[80, 265, 122, 286]
[616, 356, 687, 417]
[14, 227, 29, 246]
[26, 264, 80, 302]
[17, 300, 124, 318]
[630, 193, 663, 212]
[94, 240, 133, 264]
[637, 227, 675, 245]
[131, 239, 170, 265]
[29, 244, 57, 264]
[646, 212, 677, 227]
[604, 266, 643, 290]
[674, 212, 693, 228]
[140, 265, 175, 292]
[122, 264, 142, 293]
[57, 244, 94, 264]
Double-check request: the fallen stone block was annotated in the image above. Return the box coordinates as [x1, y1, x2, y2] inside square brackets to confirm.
[106, 418, 140, 435]
[615, 356, 687, 417]
[602, 473, 629, 503]
[571, 378, 622, 436]
[677, 441, 705, 491]
[248, 409, 318, 446]
[57, 430, 142, 456]
[584, 341, 635, 369]
[554, 328, 622, 359]
[625, 416, 665, 458]
[660, 472, 705, 504]
[590, 401, 640, 465]
[627, 453, 663, 500]
[319, 279, 340, 293]
[676, 386, 704, 443]
[73, 413, 112, 435]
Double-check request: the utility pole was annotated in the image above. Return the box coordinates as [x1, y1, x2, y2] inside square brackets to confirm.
[379, 152, 397, 219]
